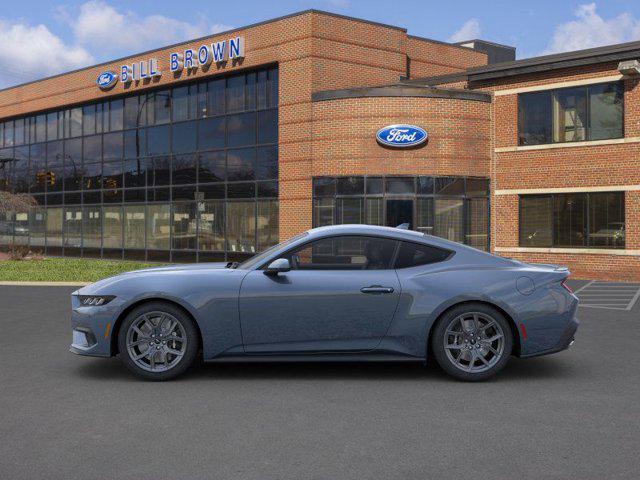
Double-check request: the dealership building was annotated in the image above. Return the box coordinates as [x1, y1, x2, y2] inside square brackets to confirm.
[0, 10, 639, 280]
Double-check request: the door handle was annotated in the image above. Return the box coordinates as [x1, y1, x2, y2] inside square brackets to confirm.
[360, 285, 394, 294]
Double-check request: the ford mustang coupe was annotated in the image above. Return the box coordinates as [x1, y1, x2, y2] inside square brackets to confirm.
[70, 225, 579, 381]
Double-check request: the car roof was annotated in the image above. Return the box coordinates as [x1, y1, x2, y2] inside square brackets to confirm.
[305, 224, 462, 250]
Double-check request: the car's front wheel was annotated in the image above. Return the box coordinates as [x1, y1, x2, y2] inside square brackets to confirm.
[431, 303, 513, 381]
[117, 302, 199, 380]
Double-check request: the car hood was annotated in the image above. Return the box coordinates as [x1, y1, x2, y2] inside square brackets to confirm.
[76, 262, 234, 295]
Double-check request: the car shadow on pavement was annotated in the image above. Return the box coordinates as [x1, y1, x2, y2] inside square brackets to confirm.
[73, 355, 575, 383]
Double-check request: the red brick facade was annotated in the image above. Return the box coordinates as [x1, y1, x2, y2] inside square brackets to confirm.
[474, 63, 640, 281]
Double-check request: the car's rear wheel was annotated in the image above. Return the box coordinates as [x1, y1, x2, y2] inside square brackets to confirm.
[431, 303, 513, 381]
[117, 302, 199, 380]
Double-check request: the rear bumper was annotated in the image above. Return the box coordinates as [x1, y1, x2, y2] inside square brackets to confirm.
[520, 316, 579, 358]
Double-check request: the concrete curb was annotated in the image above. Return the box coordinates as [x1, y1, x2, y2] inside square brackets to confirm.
[0, 281, 92, 287]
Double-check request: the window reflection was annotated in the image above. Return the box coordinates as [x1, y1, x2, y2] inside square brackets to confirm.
[124, 205, 145, 249]
[198, 200, 225, 251]
[147, 204, 170, 250]
[227, 201, 255, 254]
[0, 67, 278, 261]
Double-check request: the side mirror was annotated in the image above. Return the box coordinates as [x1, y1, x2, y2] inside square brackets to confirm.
[264, 258, 291, 275]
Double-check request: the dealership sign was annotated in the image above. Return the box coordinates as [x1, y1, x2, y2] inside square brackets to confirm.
[96, 36, 245, 89]
[376, 124, 428, 148]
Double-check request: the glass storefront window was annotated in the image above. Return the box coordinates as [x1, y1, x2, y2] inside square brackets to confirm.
[257, 200, 278, 250]
[227, 201, 255, 254]
[45, 208, 63, 247]
[466, 198, 488, 251]
[82, 206, 102, 248]
[336, 198, 363, 224]
[198, 117, 225, 150]
[147, 204, 171, 250]
[172, 202, 197, 250]
[103, 206, 123, 248]
[1, 67, 278, 262]
[64, 207, 83, 248]
[435, 198, 464, 244]
[314, 198, 334, 227]
[313, 176, 488, 250]
[365, 198, 383, 226]
[416, 197, 434, 235]
[29, 207, 46, 247]
[13, 212, 29, 245]
[198, 200, 225, 251]
[122, 205, 145, 249]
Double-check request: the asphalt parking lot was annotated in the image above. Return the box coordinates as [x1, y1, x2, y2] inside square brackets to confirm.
[1, 282, 639, 480]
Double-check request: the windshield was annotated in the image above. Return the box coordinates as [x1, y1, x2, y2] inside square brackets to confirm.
[238, 232, 308, 270]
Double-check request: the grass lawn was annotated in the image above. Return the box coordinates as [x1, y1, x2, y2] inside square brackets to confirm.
[0, 258, 164, 283]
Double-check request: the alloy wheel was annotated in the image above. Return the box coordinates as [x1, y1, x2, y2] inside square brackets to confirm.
[125, 311, 187, 373]
[443, 312, 506, 373]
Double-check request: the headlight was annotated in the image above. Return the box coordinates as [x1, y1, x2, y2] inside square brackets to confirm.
[78, 295, 115, 306]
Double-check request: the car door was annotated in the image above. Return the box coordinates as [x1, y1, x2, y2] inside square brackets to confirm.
[239, 235, 401, 353]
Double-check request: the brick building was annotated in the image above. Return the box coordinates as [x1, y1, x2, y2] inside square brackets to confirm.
[0, 10, 638, 280]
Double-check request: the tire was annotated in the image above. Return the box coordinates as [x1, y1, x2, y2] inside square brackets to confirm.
[117, 301, 199, 381]
[431, 303, 513, 382]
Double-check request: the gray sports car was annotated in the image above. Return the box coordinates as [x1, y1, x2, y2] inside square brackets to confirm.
[70, 224, 579, 381]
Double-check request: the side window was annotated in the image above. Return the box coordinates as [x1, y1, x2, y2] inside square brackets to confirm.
[394, 241, 451, 268]
[285, 236, 397, 270]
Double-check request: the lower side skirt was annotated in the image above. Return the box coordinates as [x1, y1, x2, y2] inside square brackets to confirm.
[205, 353, 424, 363]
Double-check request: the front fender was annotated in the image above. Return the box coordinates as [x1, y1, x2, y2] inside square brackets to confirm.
[75, 269, 248, 358]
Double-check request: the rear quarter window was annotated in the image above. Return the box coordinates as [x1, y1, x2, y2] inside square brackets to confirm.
[394, 241, 452, 268]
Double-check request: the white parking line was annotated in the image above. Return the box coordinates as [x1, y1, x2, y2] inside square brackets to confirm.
[626, 287, 640, 311]
[572, 280, 594, 295]
[576, 281, 640, 311]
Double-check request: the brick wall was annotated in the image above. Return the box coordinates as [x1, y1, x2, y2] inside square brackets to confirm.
[480, 63, 640, 281]
[406, 37, 487, 79]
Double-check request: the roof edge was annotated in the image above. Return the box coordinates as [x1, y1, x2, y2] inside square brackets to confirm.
[406, 34, 479, 53]
[312, 84, 490, 102]
[467, 39, 640, 81]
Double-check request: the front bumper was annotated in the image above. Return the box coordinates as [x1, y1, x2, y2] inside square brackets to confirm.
[69, 295, 124, 357]
[521, 316, 579, 358]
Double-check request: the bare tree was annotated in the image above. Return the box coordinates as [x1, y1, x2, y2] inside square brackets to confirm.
[0, 192, 39, 259]
[0, 191, 37, 216]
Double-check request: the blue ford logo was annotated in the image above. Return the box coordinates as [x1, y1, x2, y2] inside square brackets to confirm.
[96, 71, 118, 90]
[376, 124, 428, 148]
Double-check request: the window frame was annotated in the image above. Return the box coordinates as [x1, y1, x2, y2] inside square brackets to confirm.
[393, 240, 454, 269]
[518, 192, 625, 249]
[517, 81, 624, 146]
[258, 234, 454, 271]
[259, 234, 400, 271]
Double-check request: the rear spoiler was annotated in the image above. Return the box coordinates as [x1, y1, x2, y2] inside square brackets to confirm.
[528, 263, 569, 272]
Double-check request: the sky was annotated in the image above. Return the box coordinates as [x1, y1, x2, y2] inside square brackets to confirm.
[1, 0, 640, 88]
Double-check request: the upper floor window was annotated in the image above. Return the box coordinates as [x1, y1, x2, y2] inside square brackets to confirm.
[518, 82, 623, 146]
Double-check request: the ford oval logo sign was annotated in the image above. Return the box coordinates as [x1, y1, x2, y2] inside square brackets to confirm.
[96, 71, 118, 90]
[376, 124, 428, 148]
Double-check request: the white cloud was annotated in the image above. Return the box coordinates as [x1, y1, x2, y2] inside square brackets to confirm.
[543, 3, 640, 54]
[448, 18, 481, 43]
[67, 1, 232, 57]
[0, 20, 93, 88]
[0, 1, 235, 88]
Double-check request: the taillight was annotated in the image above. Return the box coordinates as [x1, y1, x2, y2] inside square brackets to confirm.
[561, 279, 573, 294]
